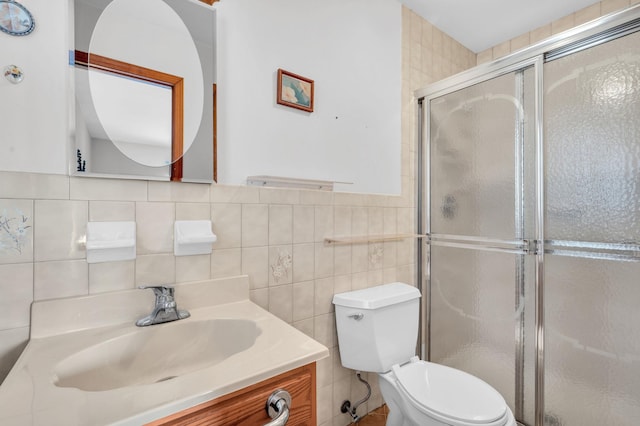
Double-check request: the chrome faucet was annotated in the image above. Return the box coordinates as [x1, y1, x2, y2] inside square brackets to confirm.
[136, 285, 190, 327]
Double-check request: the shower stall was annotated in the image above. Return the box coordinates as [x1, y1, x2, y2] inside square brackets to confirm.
[417, 6, 640, 426]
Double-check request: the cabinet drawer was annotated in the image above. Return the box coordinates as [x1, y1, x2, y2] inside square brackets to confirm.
[147, 363, 316, 426]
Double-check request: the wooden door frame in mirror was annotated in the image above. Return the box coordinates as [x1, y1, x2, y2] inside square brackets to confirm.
[75, 50, 185, 181]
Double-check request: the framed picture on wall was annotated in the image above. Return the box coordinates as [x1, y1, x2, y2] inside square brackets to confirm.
[277, 69, 314, 112]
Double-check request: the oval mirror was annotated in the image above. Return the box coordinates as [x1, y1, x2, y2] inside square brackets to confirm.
[72, 0, 216, 182]
[88, 0, 204, 168]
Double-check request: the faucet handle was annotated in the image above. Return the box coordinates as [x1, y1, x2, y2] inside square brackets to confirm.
[138, 285, 175, 297]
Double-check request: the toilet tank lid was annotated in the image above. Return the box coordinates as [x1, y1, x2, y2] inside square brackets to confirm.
[332, 282, 421, 309]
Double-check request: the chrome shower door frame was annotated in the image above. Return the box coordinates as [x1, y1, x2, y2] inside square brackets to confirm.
[417, 5, 640, 426]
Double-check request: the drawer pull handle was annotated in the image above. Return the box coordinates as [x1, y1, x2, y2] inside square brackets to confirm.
[264, 389, 291, 426]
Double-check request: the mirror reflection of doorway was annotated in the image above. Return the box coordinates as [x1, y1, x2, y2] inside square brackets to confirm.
[74, 51, 185, 181]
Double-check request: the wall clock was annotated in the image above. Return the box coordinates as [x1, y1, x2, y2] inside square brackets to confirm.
[0, 0, 35, 36]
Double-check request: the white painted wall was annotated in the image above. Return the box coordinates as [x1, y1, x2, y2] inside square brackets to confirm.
[216, 0, 402, 194]
[0, 0, 402, 194]
[0, 0, 69, 175]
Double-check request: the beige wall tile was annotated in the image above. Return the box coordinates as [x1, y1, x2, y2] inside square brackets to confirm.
[293, 317, 314, 338]
[397, 239, 416, 266]
[492, 39, 511, 60]
[0, 199, 33, 264]
[0, 172, 68, 200]
[70, 177, 147, 201]
[383, 241, 397, 269]
[176, 203, 210, 220]
[210, 184, 259, 204]
[259, 188, 300, 205]
[0, 263, 32, 330]
[293, 243, 315, 282]
[268, 284, 293, 323]
[552, 14, 575, 35]
[89, 201, 135, 221]
[314, 242, 334, 279]
[530, 24, 552, 44]
[334, 206, 352, 237]
[136, 202, 174, 254]
[351, 207, 368, 236]
[368, 207, 383, 235]
[176, 254, 211, 283]
[383, 207, 397, 235]
[293, 280, 314, 322]
[332, 379, 351, 421]
[242, 246, 269, 289]
[383, 267, 397, 283]
[148, 182, 209, 203]
[0, 327, 29, 384]
[314, 277, 334, 316]
[316, 384, 333, 425]
[211, 248, 242, 279]
[135, 254, 175, 286]
[269, 205, 293, 245]
[601, 0, 631, 14]
[241, 204, 269, 247]
[314, 312, 336, 348]
[34, 200, 87, 262]
[368, 243, 384, 270]
[351, 244, 368, 273]
[317, 349, 333, 389]
[89, 260, 135, 293]
[293, 205, 314, 243]
[510, 32, 531, 52]
[269, 245, 293, 286]
[575, 3, 602, 25]
[334, 245, 352, 276]
[367, 269, 384, 288]
[314, 206, 334, 242]
[211, 203, 241, 249]
[477, 48, 493, 65]
[299, 189, 334, 206]
[249, 288, 268, 311]
[351, 271, 368, 291]
[34, 259, 88, 300]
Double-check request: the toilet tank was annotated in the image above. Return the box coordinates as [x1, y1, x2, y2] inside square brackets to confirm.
[333, 283, 421, 373]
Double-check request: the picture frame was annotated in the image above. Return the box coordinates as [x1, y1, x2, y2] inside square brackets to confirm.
[277, 69, 314, 112]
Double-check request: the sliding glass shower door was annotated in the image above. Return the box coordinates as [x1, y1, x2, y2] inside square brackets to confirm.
[543, 29, 640, 425]
[425, 66, 538, 425]
[421, 11, 640, 426]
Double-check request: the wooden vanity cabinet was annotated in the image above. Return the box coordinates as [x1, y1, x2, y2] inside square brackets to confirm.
[146, 363, 316, 426]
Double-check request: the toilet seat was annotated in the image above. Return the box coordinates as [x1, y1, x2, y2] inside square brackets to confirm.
[392, 357, 510, 426]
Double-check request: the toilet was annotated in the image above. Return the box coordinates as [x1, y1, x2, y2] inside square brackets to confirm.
[333, 282, 516, 426]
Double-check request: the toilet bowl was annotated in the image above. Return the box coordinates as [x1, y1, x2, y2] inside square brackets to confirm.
[379, 357, 516, 426]
[333, 283, 516, 426]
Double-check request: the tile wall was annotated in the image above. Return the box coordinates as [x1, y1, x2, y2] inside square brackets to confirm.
[477, 0, 640, 64]
[0, 6, 479, 426]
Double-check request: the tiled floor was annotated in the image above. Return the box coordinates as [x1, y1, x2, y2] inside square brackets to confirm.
[357, 405, 388, 426]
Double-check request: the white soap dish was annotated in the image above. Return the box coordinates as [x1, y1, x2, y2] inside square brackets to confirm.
[174, 220, 217, 256]
[86, 221, 136, 264]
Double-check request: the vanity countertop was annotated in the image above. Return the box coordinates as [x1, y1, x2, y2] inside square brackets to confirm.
[0, 276, 329, 425]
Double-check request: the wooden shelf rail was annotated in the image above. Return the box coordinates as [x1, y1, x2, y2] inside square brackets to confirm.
[324, 233, 427, 245]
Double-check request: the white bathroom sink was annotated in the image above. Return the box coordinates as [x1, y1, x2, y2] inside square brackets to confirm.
[53, 318, 261, 391]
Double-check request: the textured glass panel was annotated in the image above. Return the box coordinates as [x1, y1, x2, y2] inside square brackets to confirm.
[429, 246, 536, 417]
[545, 255, 640, 425]
[429, 69, 535, 239]
[544, 31, 640, 243]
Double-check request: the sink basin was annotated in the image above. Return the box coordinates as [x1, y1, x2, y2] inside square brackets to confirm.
[53, 318, 261, 391]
